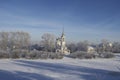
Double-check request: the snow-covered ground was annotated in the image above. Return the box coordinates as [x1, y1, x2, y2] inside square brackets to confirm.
[0, 54, 120, 80]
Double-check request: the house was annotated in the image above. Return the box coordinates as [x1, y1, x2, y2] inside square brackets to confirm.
[87, 46, 95, 53]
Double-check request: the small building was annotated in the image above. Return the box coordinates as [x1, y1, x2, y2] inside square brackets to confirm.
[87, 46, 95, 53]
[55, 29, 70, 54]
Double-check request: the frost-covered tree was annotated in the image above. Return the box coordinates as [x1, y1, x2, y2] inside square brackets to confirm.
[67, 43, 77, 53]
[112, 42, 120, 53]
[77, 40, 89, 51]
[41, 33, 55, 52]
[0, 31, 30, 51]
[0, 32, 9, 50]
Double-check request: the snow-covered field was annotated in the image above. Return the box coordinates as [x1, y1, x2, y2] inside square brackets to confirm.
[0, 54, 120, 80]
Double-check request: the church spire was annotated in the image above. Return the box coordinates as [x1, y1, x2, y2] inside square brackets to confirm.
[62, 27, 64, 36]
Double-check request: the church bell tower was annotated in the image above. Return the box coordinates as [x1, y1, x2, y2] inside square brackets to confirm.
[55, 27, 70, 54]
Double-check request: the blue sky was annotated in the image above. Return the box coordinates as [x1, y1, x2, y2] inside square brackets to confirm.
[0, 0, 120, 42]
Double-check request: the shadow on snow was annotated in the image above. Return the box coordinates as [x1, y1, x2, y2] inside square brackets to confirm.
[0, 69, 53, 80]
[9, 59, 120, 80]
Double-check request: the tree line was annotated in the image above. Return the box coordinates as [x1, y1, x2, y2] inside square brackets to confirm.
[0, 31, 30, 51]
[67, 40, 120, 53]
[0, 31, 120, 59]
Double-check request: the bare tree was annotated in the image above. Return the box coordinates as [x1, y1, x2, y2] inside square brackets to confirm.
[41, 33, 55, 52]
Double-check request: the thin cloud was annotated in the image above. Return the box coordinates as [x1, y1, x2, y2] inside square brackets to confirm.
[0, 9, 63, 28]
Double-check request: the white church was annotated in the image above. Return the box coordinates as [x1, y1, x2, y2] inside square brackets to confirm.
[55, 29, 70, 54]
